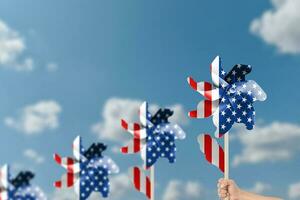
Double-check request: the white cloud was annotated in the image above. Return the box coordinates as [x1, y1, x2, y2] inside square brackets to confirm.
[250, 0, 300, 54]
[0, 19, 34, 71]
[92, 97, 188, 142]
[248, 182, 271, 194]
[46, 62, 58, 72]
[288, 182, 300, 199]
[23, 149, 45, 164]
[233, 121, 300, 166]
[162, 180, 203, 200]
[5, 100, 62, 134]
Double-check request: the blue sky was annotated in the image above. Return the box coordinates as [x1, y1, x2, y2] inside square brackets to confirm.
[0, 0, 300, 199]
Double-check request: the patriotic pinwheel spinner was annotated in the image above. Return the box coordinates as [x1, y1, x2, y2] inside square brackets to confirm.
[0, 165, 46, 200]
[54, 136, 119, 199]
[120, 101, 186, 199]
[187, 56, 267, 138]
[121, 101, 186, 169]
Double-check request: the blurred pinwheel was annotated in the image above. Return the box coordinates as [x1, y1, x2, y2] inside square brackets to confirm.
[0, 165, 46, 200]
[121, 101, 186, 169]
[53, 136, 119, 199]
[187, 56, 267, 137]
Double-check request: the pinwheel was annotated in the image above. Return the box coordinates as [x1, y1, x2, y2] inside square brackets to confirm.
[53, 136, 119, 200]
[187, 56, 267, 179]
[188, 56, 267, 138]
[121, 101, 186, 200]
[0, 165, 46, 200]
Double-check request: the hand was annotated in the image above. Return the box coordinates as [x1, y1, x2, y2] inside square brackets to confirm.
[218, 178, 241, 200]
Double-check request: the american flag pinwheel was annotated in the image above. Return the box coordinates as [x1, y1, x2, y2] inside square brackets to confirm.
[53, 136, 119, 199]
[0, 165, 47, 200]
[121, 101, 186, 169]
[187, 56, 267, 138]
[120, 101, 186, 199]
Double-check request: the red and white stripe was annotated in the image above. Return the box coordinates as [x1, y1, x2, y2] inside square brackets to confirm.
[198, 134, 224, 173]
[188, 100, 219, 118]
[187, 78, 220, 101]
[0, 165, 8, 200]
[132, 167, 151, 199]
[120, 119, 145, 154]
[53, 154, 79, 188]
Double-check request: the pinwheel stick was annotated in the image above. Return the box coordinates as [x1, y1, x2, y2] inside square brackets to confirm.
[224, 133, 229, 180]
[151, 166, 155, 200]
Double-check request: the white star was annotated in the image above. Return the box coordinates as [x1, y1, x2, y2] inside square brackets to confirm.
[221, 110, 226, 116]
[221, 70, 226, 75]
[242, 111, 247, 116]
[237, 104, 242, 109]
[226, 118, 232, 123]
[247, 118, 252, 122]
[221, 124, 226, 130]
[232, 111, 237, 116]
[221, 97, 226, 102]
[232, 70, 236, 75]
[231, 97, 236, 102]
[258, 90, 262, 96]
[237, 118, 242, 122]
[226, 104, 231, 109]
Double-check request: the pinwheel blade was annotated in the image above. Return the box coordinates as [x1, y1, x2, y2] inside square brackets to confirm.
[121, 119, 147, 139]
[198, 134, 224, 173]
[89, 156, 120, 174]
[210, 56, 228, 88]
[0, 165, 9, 189]
[188, 100, 219, 119]
[156, 124, 186, 140]
[235, 80, 267, 102]
[187, 77, 220, 101]
[225, 64, 252, 84]
[131, 167, 152, 199]
[140, 101, 153, 127]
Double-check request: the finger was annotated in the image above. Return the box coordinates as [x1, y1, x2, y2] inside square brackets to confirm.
[218, 191, 228, 199]
[219, 190, 228, 196]
[219, 179, 231, 187]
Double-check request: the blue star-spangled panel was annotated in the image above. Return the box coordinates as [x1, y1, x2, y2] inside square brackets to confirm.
[80, 165, 109, 200]
[78, 143, 118, 200]
[144, 108, 182, 168]
[146, 127, 177, 168]
[217, 64, 259, 135]
[12, 186, 46, 200]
